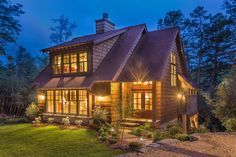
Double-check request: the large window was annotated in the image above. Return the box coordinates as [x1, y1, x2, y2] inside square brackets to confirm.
[79, 52, 88, 72]
[55, 90, 62, 113]
[133, 92, 141, 110]
[133, 92, 152, 111]
[62, 90, 69, 113]
[53, 55, 62, 74]
[70, 90, 77, 114]
[145, 93, 152, 110]
[46, 91, 54, 112]
[171, 53, 177, 86]
[52, 51, 88, 75]
[79, 90, 87, 115]
[45, 90, 87, 116]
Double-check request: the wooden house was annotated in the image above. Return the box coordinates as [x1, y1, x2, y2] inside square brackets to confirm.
[33, 13, 198, 129]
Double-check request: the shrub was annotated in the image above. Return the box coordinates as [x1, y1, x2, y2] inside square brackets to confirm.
[153, 130, 170, 142]
[131, 127, 143, 136]
[175, 133, 191, 141]
[74, 120, 83, 126]
[166, 123, 182, 137]
[25, 102, 39, 120]
[32, 116, 41, 124]
[128, 142, 142, 151]
[131, 122, 153, 137]
[61, 117, 70, 126]
[93, 107, 109, 126]
[47, 118, 54, 124]
[223, 118, 236, 132]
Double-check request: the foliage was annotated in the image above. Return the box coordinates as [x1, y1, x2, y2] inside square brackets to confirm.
[0, 124, 122, 157]
[98, 124, 110, 141]
[175, 133, 191, 141]
[50, 15, 77, 44]
[222, 118, 236, 132]
[61, 117, 70, 126]
[128, 142, 142, 151]
[153, 130, 170, 142]
[166, 123, 183, 136]
[25, 102, 39, 120]
[1, 117, 30, 124]
[214, 68, 236, 121]
[0, 0, 24, 55]
[74, 120, 83, 126]
[32, 116, 41, 124]
[47, 118, 54, 124]
[131, 122, 154, 138]
[93, 107, 109, 127]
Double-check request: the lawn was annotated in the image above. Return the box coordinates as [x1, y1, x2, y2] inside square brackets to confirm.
[0, 123, 123, 157]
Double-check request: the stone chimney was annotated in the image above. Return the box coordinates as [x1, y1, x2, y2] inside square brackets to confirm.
[95, 13, 115, 34]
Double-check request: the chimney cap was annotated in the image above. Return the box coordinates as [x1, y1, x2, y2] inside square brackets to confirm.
[103, 13, 108, 19]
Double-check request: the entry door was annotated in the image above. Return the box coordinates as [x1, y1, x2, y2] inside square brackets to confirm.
[133, 92, 152, 119]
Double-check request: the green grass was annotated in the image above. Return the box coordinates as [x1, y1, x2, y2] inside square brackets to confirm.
[0, 124, 123, 157]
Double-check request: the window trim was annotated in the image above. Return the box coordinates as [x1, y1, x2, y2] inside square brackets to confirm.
[51, 51, 89, 76]
[171, 53, 177, 87]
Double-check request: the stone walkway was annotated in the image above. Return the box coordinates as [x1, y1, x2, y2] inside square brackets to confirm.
[118, 132, 236, 157]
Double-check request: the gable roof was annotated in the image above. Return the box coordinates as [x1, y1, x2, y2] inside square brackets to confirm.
[118, 27, 179, 81]
[33, 25, 190, 89]
[33, 24, 146, 89]
[42, 28, 126, 52]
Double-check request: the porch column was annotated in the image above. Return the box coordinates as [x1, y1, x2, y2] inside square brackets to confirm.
[152, 81, 157, 122]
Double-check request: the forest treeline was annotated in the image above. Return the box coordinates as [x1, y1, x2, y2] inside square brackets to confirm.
[0, 0, 235, 130]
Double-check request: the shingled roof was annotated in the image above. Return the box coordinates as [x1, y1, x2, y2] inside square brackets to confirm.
[33, 25, 184, 89]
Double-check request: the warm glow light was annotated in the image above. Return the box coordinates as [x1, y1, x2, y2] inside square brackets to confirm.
[138, 81, 141, 84]
[144, 81, 148, 85]
[98, 96, 105, 101]
[177, 94, 182, 99]
[39, 95, 45, 100]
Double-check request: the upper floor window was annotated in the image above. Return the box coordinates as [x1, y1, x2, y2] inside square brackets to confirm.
[53, 55, 62, 74]
[52, 51, 88, 75]
[79, 52, 88, 72]
[171, 53, 177, 86]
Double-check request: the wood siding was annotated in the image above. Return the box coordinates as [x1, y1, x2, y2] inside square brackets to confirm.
[110, 82, 121, 122]
[93, 36, 119, 72]
[160, 40, 184, 124]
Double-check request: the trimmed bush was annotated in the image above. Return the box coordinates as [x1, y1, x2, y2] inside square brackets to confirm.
[128, 142, 142, 151]
[153, 130, 170, 142]
[175, 133, 190, 141]
[74, 120, 83, 126]
[32, 116, 41, 124]
[223, 118, 236, 132]
[25, 102, 39, 120]
[47, 118, 54, 124]
[61, 117, 70, 126]
[166, 124, 182, 136]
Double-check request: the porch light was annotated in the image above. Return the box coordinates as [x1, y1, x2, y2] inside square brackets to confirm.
[111, 127, 114, 133]
[144, 81, 149, 85]
[177, 94, 182, 99]
[138, 81, 141, 84]
[38, 94, 45, 101]
[98, 96, 105, 101]
[140, 137, 144, 144]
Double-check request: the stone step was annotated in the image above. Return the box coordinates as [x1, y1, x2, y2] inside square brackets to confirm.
[120, 122, 141, 127]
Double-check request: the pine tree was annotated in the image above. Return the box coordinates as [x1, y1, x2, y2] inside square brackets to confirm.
[0, 0, 24, 55]
[50, 15, 77, 44]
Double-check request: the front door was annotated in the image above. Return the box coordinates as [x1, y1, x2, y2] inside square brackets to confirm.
[133, 92, 152, 119]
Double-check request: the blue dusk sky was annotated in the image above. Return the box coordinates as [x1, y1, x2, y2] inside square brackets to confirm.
[11, 0, 224, 56]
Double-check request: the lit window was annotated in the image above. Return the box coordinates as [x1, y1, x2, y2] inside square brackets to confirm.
[79, 52, 88, 72]
[79, 90, 87, 115]
[145, 93, 152, 110]
[171, 53, 177, 86]
[70, 53, 77, 73]
[53, 55, 62, 74]
[63, 54, 70, 73]
[62, 90, 69, 113]
[46, 91, 54, 112]
[133, 92, 141, 110]
[55, 90, 62, 113]
[70, 90, 77, 114]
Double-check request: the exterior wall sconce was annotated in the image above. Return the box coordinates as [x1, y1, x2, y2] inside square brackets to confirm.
[38, 94, 45, 101]
[98, 96, 105, 101]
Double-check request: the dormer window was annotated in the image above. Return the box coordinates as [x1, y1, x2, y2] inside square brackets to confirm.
[79, 52, 88, 72]
[52, 51, 88, 75]
[53, 55, 62, 74]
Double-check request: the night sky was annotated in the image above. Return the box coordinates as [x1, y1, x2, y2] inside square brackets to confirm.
[11, 0, 224, 56]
